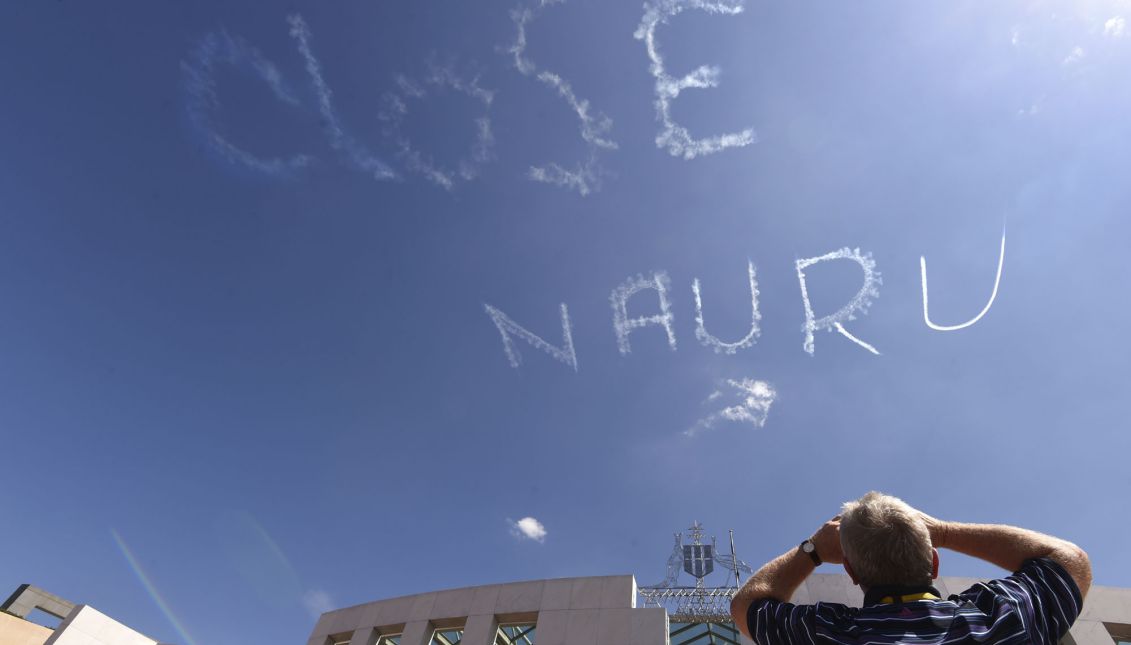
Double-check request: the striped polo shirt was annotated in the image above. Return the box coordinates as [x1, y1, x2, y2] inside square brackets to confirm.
[747, 558, 1082, 645]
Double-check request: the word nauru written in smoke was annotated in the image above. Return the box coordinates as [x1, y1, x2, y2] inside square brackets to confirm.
[485, 237, 1006, 371]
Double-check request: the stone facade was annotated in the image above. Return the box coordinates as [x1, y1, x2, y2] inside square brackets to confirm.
[309, 573, 1131, 645]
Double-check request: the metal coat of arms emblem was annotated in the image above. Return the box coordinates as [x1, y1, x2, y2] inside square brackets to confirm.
[682, 544, 714, 578]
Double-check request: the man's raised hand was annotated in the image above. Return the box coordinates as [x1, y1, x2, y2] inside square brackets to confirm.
[811, 515, 844, 565]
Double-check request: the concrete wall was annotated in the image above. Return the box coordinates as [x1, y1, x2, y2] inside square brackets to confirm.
[0, 612, 52, 645]
[1, 588, 74, 625]
[43, 606, 157, 645]
[307, 575, 667, 645]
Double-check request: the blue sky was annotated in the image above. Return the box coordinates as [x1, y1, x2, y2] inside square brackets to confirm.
[2, 1, 1130, 643]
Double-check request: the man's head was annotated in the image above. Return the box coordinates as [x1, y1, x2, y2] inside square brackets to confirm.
[839, 491, 938, 589]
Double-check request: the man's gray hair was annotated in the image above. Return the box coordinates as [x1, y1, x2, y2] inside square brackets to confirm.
[839, 491, 934, 588]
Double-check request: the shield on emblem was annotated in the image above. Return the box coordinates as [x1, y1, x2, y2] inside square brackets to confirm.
[682, 544, 714, 578]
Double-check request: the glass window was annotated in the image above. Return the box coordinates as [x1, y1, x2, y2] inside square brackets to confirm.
[670, 621, 742, 645]
[495, 623, 536, 644]
[431, 628, 464, 645]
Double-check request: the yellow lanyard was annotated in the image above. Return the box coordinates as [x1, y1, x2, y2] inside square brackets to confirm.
[879, 592, 940, 604]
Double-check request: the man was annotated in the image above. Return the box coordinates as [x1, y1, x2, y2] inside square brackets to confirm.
[731, 492, 1091, 645]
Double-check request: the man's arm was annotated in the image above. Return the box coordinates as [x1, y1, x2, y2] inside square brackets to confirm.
[924, 515, 1091, 598]
[730, 517, 842, 639]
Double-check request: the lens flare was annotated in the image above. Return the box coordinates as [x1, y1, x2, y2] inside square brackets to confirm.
[111, 529, 199, 645]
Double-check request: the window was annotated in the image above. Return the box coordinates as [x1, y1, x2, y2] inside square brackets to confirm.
[495, 623, 536, 644]
[431, 628, 463, 645]
[669, 621, 742, 645]
[376, 636, 401, 645]
[24, 608, 64, 630]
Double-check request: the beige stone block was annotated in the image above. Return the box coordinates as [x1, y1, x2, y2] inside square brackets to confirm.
[460, 614, 498, 645]
[354, 602, 385, 630]
[349, 627, 379, 645]
[495, 581, 544, 613]
[406, 594, 437, 622]
[599, 576, 636, 609]
[541, 578, 573, 611]
[789, 583, 812, 605]
[469, 585, 500, 616]
[0, 606, 52, 642]
[399, 621, 432, 645]
[805, 574, 860, 605]
[564, 609, 600, 644]
[373, 595, 415, 628]
[532, 610, 568, 645]
[569, 578, 606, 610]
[1079, 585, 1131, 621]
[628, 607, 668, 645]
[46, 606, 157, 645]
[941, 577, 982, 597]
[430, 589, 474, 620]
[309, 613, 338, 638]
[1067, 619, 1115, 645]
[321, 607, 367, 637]
[595, 608, 633, 644]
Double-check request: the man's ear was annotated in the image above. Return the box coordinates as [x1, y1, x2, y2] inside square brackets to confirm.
[931, 548, 940, 580]
[843, 559, 859, 585]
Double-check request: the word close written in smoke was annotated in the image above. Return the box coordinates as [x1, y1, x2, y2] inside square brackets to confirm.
[182, 0, 755, 194]
[485, 236, 1006, 371]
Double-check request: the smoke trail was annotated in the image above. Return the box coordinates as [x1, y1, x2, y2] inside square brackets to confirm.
[921, 235, 1006, 331]
[509, 0, 617, 194]
[287, 14, 397, 181]
[378, 64, 496, 189]
[634, 0, 756, 159]
[611, 271, 677, 355]
[485, 302, 579, 371]
[795, 248, 882, 355]
[693, 261, 761, 354]
[687, 378, 776, 436]
[181, 29, 313, 178]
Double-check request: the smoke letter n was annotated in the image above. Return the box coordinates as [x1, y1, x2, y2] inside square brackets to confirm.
[484, 303, 578, 371]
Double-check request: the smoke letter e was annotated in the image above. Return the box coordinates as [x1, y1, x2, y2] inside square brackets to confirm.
[795, 248, 882, 356]
[633, 0, 756, 159]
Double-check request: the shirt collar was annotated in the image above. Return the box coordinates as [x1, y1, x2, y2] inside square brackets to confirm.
[863, 584, 942, 607]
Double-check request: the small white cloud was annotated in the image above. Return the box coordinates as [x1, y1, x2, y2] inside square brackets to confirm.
[1010, 26, 1021, 46]
[1017, 94, 1046, 118]
[1104, 16, 1125, 38]
[1063, 46, 1086, 65]
[302, 589, 335, 617]
[509, 517, 548, 543]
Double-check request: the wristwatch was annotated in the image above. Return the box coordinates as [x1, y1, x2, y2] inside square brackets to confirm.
[800, 539, 822, 566]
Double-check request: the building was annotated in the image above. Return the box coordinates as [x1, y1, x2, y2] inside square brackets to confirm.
[0, 585, 160, 645]
[305, 573, 1131, 645]
[307, 524, 1131, 645]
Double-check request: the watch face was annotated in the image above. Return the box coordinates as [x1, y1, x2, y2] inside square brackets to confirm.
[802, 541, 815, 553]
